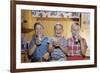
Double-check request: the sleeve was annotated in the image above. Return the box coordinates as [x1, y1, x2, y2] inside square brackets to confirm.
[47, 37, 53, 44]
[61, 38, 68, 49]
[28, 37, 35, 49]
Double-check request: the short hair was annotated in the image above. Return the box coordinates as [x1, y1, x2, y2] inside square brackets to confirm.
[33, 22, 44, 30]
[71, 23, 80, 29]
[54, 23, 63, 30]
[75, 23, 80, 26]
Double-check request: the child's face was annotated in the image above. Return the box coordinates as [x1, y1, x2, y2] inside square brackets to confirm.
[55, 25, 63, 37]
[71, 25, 80, 37]
[35, 25, 44, 35]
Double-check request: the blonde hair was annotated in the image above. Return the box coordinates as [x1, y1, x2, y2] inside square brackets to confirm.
[54, 23, 63, 30]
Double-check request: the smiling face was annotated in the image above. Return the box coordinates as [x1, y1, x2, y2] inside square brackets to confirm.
[34, 23, 44, 36]
[54, 24, 63, 37]
[71, 23, 80, 38]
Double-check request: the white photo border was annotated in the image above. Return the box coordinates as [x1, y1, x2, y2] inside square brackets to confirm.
[16, 4, 95, 69]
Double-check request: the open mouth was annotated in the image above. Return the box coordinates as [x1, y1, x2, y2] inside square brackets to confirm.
[56, 32, 61, 34]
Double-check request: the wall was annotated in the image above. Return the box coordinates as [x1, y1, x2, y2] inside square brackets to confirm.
[0, 0, 100, 73]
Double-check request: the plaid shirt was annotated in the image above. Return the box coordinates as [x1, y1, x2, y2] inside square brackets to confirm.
[67, 37, 87, 56]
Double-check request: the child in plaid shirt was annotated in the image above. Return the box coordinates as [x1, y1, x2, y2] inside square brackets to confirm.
[67, 23, 88, 60]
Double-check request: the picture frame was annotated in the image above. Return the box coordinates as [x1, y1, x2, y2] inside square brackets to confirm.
[10, 0, 97, 72]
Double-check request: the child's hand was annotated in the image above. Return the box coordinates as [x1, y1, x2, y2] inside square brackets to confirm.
[43, 52, 49, 61]
[53, 38, 60, 48]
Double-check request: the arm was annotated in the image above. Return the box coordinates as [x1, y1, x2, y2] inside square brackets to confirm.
[56, 39, 68, 55]
[28, 37, 37, 56]
[80, 38, 88, 56]
[48, 43, 53, 53]
[28, 44, 36, 56]
[42, 52, 49, 61]
[59, 46, 68, 55]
